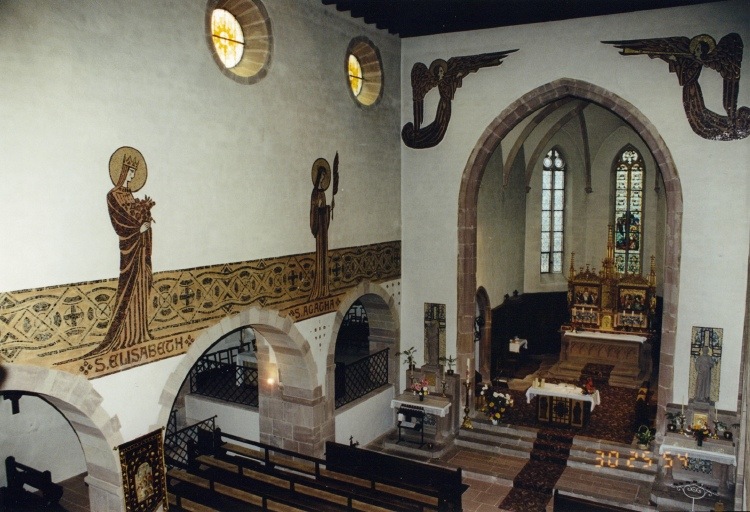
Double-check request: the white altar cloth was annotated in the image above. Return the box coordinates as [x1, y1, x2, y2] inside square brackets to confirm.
[509, 338, 528, 353]
[563, 331, 647, 344]
[525, 383, 601, 411]
[659, 435, 737, 466]
[391, 393, 451, 417]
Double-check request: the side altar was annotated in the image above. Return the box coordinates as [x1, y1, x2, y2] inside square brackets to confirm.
[548, 227, 656, 388]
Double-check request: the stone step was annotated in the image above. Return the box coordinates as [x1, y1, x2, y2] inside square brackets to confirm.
[457, 417, 657, 482]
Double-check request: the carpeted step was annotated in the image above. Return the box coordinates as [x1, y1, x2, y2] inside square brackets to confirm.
[499, 487, 550, 512]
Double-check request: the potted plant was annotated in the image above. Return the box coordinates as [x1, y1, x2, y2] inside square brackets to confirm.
[635, 425, 655, 449]
[396, 346, 418, 370]
[439, 355, 457, 375]
[479, 384, 514, 425]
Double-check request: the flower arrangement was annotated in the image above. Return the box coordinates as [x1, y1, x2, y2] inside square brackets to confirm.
[690, 423, 712, 446]
[411, 378, 429, 399]
[480, 384, 514, 423]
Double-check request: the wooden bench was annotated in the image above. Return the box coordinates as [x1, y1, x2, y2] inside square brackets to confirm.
[0, 456, 64, 509]
[324, 441, 467, 512]
[397, 405, 425, 447]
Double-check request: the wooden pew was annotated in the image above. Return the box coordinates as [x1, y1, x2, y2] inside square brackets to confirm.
[0, 456, 64, 509]
[324, 441, 468, 512]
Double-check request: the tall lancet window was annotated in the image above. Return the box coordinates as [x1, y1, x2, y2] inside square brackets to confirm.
[613, 147, 644, 274]
[540, 149, 565, 273]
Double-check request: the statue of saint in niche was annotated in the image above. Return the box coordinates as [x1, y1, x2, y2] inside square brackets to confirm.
[694, 345, 714, 403]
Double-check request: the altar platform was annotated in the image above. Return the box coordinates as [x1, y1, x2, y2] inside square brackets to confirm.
[547, 330, 652, 388]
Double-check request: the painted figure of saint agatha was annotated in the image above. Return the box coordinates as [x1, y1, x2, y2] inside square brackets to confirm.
[309, 153, 338, 301]
[89, 146, 155, 356]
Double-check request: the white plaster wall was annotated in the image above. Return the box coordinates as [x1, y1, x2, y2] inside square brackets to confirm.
[185, 394, 260, 442]
[0, 0, 401, 293]
[92, 356, 181, 441]
[334, 386, 395, 447]
[0, 395, 87, 484]
[401, 0, 749, 411]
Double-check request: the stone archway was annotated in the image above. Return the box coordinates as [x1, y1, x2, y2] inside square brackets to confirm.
[328, 281, 401, 401]
[156, 307, 329, 456]
[0, 364, 124, 511]
[456, 78, 682, 430]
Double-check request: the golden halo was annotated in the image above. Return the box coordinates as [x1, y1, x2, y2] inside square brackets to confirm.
[109, 146, 148, 191]
[689, 34, 716, 57]
[311, 158, 331, 190]
[429, 59, 448, 78]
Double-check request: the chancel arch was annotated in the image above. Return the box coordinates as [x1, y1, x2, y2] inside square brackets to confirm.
[0, 364, 124, 510]
[457, 78, 682, 435]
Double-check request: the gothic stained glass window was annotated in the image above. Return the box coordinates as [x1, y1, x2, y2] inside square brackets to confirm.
[613, 147, 644, 274]
[541, 149, 565, 273]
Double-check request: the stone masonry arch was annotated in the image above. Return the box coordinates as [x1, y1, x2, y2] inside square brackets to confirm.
[0, 364, 124, 511]
[456, 78, 682, 433]
[156, 306, 329, 456]
[327, 281, 401, 409]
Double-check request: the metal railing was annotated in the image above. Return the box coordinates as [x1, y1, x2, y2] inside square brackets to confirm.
[164, 416, 216, 469]
[189, 346, 259, 407]
[335, 348, 389, 409]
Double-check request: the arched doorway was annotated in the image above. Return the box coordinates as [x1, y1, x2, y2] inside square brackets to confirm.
[0, 364, 123, 510]
[157, 307, 329, 456]
[329, 281, 401, 446]
[456, 78, 682, 431]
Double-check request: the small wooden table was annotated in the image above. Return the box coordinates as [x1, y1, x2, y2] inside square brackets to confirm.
[525, 383, 600, 427]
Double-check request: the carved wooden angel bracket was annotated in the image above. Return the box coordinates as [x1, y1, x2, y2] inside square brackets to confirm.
[402, 49, 517, 149]
[603, 33, 749, 141]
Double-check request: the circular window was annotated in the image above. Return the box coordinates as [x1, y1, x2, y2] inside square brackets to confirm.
[206, 0, 272, 84]
[346, 37, 383, 107]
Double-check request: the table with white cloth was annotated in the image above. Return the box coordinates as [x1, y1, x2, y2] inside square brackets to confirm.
[525, 382, 601, 427]
[391, 393, 452, 444]
[659, 433, 736, 494]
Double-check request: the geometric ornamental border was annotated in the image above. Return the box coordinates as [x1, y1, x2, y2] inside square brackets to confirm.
[0, 240, 400, 379]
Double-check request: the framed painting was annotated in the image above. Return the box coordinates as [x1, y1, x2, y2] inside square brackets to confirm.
[573, 285, 600, 307]
[618, 287, 647, 313]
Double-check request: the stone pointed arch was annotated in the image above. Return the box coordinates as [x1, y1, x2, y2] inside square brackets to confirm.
[0, 364, 124, 510]
[457, 78, 682, 428]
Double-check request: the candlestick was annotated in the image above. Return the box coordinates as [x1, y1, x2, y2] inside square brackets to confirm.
[461, 379, 473, 430]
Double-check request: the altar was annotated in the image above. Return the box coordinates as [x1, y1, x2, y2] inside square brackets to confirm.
[549, 330, 652, 388]
[525, 382, 600, 427]
[659, 432, 736, 494]
[391, 393, 452, 445]
[548, 227, 656, 388]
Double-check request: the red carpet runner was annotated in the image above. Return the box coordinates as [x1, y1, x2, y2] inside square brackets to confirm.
[498, 364, 616, 511]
